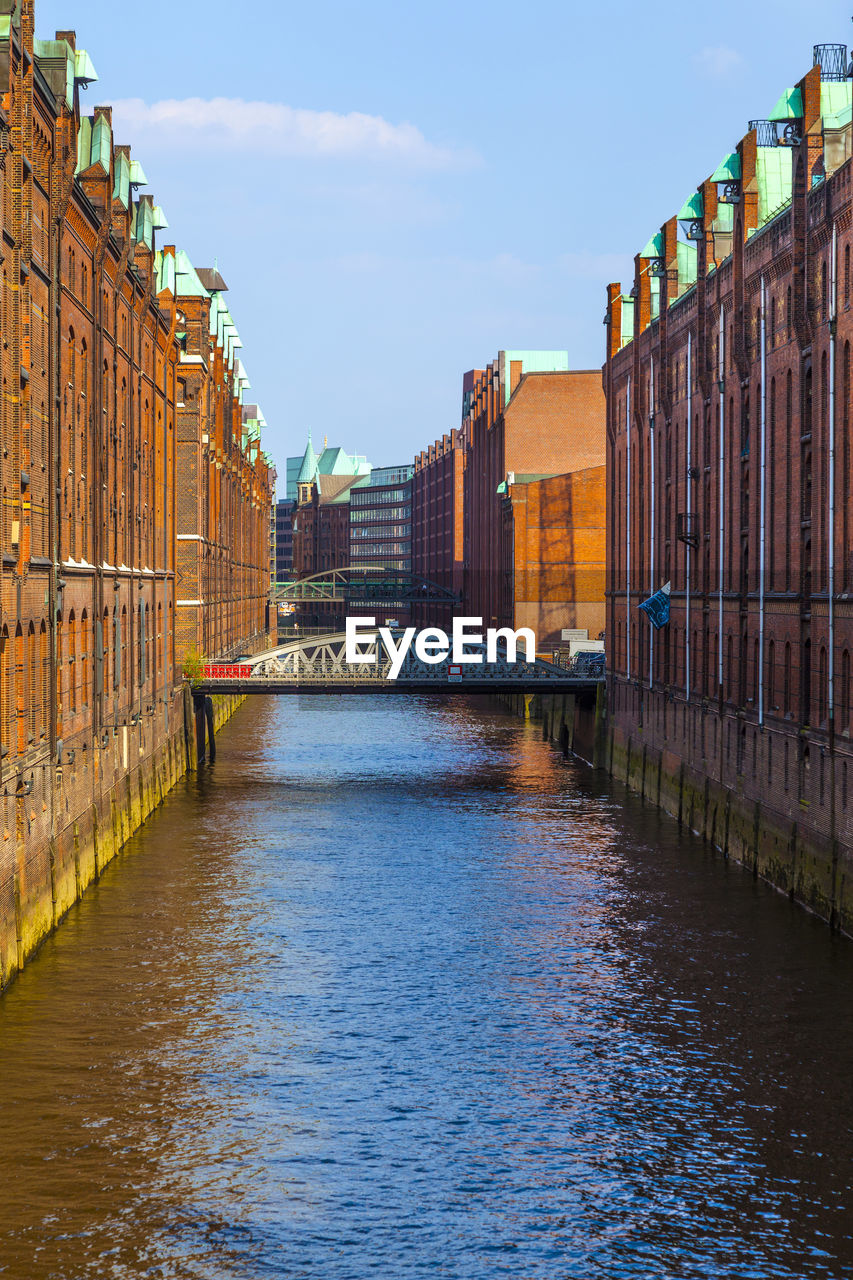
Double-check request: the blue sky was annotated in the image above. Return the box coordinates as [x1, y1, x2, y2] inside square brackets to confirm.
[37, 0, 851, 477]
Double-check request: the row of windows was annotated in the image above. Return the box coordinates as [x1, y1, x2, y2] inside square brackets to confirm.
[351, 524, 411, 540]
[0, 602, 168, 759]
[351, 488, 411, 506]
[350, 505, 411, 522]
[350, 543, 411, 557]
[615, 621, 851, 730]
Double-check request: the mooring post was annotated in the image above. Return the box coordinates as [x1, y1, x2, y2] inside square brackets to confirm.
[204, 696, 216, 762]
[194, 694, 206, 765]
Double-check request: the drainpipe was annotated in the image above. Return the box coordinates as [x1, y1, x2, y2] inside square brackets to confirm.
[649, 354, 655, 692]
[686, 332, 692, 702]
[829, 223, 837, 750]
[626, 374, 631, 681]
[718, 307, 726, 706]
[759, 276, 767, 727]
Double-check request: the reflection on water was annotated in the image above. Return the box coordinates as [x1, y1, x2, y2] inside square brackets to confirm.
[0, 696, 852, 1279]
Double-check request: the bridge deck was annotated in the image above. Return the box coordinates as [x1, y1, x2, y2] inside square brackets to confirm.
[198, 631, 605, 696]
[196, 676, 603, 696]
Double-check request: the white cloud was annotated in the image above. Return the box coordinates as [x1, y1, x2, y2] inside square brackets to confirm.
[111, 97, 477, 170]
[693, 45, 744, 78]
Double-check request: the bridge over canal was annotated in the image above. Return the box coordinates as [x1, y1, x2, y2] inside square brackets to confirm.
[196, 631, 605, 697]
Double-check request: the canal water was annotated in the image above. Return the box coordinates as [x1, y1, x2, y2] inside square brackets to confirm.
[1, 697, 852, 1279]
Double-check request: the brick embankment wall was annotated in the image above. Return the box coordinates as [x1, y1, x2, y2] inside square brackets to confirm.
[499, 686, 852, 937]
[0, 687, 245, 993]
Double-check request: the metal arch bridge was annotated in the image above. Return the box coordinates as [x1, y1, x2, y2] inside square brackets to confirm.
[196, 631, 605, 696]
[271, 568, 460, 606]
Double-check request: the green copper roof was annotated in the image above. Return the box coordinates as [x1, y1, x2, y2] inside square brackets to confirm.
[714, 202, 735, 232]
[112, 152, 130, 207]
[822, 81, 853, 130]
[757, 146, 793, 226]
[769, 87, 803, 122]
[154, 250, 174, 294]
[152, 205, 169, 229]
[650, 274, 660, 321]
[92, 113, 111, 172]
[640, 231, 663, 259]
[620, 295, 634, 347]
[129, 159, 148, 187]
[297, 434, 319, 484]
[74, 117, 91, 176]
[172, 249, 209, 297]
[74, 49, 97, 84]
[677, 241, 698, 288]
[711, 152, 741, 182]
[133, 200, 154, 249]
[34, 38, 75, 106]
[74, 109, 113, 177]
[677, 191, 703, 221]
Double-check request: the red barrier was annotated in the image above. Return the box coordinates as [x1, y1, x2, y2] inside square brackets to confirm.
[203, 664, 253, 679]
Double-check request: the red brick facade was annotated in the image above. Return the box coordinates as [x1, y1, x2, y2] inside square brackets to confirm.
[502, 466, 606, 648]
[461, 358, 605, 637]
[604, 55, 853, 926]
[0, 4, 273, 987]
[411, 429, 464, 629]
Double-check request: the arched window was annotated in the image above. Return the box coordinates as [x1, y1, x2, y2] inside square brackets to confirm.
[767, 639, 776, 712]
[81, 611, 89, 708]
[27, 623, 37, 743]
[68, 611, 77, 714]
[842, 649, 851, 733]
[113, 607, 120, 691]
[819, 645, 828, 725]
[784, 642, 792, 716]
[102, 606, 111, 696]
[803, 637, 812, 725]
[120, 604, 127, 691]
[56, 613, 63, 722]
[0, 626, 11, 758]
[39, 623, 48, 739]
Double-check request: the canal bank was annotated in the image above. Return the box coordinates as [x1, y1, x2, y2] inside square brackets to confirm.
[509, 686, 853, 937]
[0, 688, 243, 993]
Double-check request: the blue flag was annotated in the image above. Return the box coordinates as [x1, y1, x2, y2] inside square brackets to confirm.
[638, 581, 671, 630]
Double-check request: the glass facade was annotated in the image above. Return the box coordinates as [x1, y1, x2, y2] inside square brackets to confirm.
[274, 498, 294, 580]
[349, 465, 414, 575]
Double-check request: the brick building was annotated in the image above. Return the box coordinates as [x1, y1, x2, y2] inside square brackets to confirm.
[604, 41, 853, 929]
[460, 352, 606, 642]
[290, 435, 371, 627]
[155, 254, 273, 663]
[274, 498, 294, 581]
[500, 466, 606, 648]
[349, 465, 413, 624]
[0, 3, 273, 989]
[411, 428, 465, 630]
